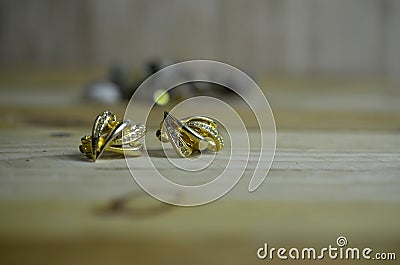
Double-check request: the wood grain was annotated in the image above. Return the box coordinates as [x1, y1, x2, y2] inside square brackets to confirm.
[0, 75, 399, 264]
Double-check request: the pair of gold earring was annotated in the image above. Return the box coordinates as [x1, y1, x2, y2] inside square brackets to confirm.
[79, 110, 224, 161]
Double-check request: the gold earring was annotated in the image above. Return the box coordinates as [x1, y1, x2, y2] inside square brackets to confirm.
[156, 111, 223, 158]
[79, 110, 146, 161]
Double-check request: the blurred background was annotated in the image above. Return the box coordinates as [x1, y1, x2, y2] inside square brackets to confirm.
[1, 0, 399, 129]
[1, 0, 399, 78]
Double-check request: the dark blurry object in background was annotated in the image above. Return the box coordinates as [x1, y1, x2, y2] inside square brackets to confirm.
[109, 64, 130, 99]
[83, 59, 237, 105]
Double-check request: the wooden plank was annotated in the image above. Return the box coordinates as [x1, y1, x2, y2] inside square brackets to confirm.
[0, 74, 399, 264]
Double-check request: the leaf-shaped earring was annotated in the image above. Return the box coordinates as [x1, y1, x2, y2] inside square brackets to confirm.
[156, 111, 224, 158]
[79, 111, 146, 161]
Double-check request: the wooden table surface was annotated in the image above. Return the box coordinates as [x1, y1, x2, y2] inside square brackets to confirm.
[0, 71, 399, 264]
